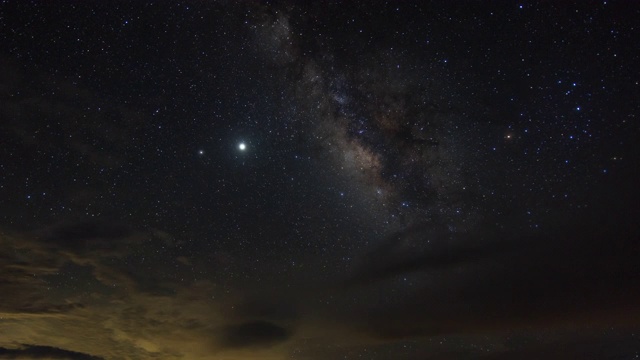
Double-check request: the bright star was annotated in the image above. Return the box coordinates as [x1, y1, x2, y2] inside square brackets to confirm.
[238, 143, 246, 151]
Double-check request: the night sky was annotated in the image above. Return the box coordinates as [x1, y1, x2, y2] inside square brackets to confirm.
[1, 1, 640, 359]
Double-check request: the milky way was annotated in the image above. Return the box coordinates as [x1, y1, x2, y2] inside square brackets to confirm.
[251, 6, 478, 235]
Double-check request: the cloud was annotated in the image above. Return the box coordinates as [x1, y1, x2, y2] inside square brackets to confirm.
[338, 206, 640, 341]
[34, 220, 136, 257]
[0, 219, 300, 359]
[0, 224, 229, 359]
[0, 344, 104, 359]
[476, 334, 640, 360]
[218, 321, 292, 349]
[346, 223, 512, 286]
[232, 297, 298, 322]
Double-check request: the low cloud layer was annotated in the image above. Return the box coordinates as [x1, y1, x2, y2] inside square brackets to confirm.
[0, 345, 104, 360]
[219, 321, 292, 349]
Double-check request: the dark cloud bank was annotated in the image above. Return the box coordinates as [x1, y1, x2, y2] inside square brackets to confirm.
[0, 345, 103, 360]
[219, 321, 292, 349]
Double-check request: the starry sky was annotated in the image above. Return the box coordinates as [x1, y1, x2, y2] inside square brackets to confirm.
[1, 1, 640, 359]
